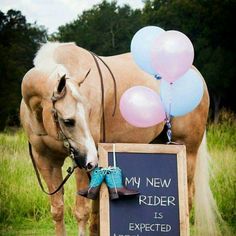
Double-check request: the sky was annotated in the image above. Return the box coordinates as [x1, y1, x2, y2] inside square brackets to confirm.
[0, 0, 145, 34]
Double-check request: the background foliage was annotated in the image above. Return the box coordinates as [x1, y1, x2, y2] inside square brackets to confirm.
[0, 0, 235, 127]
[0, 10, 47, 130]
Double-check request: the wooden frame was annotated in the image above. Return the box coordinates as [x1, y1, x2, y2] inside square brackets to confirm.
[98, 143, 189, 236]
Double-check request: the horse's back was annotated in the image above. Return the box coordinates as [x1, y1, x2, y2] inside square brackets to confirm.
[103, 52, 160, 91]
[98, 51, 209, 146]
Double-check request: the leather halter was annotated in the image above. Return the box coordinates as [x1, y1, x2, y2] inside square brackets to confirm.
[51, 92, 73, 153]
[28, 51, 117, 195]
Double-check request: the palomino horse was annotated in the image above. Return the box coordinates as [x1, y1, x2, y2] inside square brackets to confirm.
[20, 42, 218, 236]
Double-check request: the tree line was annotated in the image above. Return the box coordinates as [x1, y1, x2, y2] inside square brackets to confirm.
[0, 0, 235, 130]
[0, 10, 47, 130]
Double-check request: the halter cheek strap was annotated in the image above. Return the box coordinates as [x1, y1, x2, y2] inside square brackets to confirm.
[51, 95, 84, 169]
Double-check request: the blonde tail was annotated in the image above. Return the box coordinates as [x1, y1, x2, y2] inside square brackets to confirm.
[194, 132, 228, 235]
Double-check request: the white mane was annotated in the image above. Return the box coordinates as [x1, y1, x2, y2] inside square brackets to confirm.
[33, 41, 75, 77]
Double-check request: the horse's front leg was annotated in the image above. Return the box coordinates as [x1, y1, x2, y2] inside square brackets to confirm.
[49, 168, 66, 236]
[90, 200, 99, 236]
[32, 148, 66, 235]
[74, 168, 91, 236]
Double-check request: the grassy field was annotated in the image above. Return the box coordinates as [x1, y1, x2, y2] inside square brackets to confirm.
[0, 130, 78, 235]
[0, 112, 235, 235]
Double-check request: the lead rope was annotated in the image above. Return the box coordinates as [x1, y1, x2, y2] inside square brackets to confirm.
[89, 52, 106, 142]
[95, 55, 117, 117]
[28, 142, 77, 195]
[89, 51, 118, 142]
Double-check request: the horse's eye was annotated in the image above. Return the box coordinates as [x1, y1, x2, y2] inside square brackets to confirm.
[63, 119, 75, 127]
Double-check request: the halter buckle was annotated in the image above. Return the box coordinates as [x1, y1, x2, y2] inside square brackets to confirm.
[63, 140, 70, 149]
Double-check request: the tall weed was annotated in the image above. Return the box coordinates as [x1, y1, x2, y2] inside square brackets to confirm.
[207, 110, 236, 232]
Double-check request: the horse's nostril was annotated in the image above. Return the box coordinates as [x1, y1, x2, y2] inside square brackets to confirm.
[86, 162, 94, 171]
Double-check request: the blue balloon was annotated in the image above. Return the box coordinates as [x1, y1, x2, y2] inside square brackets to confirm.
[131, 26, 165, 76]
[160, 68, 204, 117]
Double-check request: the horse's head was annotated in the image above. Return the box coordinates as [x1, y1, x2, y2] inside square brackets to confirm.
[51, 74, 98, 171]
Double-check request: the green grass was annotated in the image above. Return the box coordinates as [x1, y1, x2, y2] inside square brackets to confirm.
[0, 113, 236, 235]
[0, 129, 78, 235]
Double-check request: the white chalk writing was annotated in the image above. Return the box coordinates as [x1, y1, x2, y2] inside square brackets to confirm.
[139, 195, 176, 206]
[125, 177, 141, 189]
[129, 223, 172, 232]
[146, 178, 171, 188]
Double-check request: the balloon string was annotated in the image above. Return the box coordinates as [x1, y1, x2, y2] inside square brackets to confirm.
[166, 82, 173, 143]
[112, 143, 117, 168]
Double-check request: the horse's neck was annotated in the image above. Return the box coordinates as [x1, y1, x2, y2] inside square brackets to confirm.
[53, 44, 92, 81]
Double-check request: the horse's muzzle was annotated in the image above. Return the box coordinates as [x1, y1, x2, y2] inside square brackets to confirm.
[71, 148, 97, 171]
[71, 148, 86, 169]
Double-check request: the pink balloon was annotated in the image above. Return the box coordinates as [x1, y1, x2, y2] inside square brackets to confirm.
[119, 86, 165, 128]
[152, 30, 194, 83]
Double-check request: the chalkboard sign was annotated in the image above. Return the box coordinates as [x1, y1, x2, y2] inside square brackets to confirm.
[98, 143, 189, 236]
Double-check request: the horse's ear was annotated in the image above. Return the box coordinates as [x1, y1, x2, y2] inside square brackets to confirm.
[57, 74, 66, 93]
[52, 75, 67, 100]
[78, 69, 91, 87]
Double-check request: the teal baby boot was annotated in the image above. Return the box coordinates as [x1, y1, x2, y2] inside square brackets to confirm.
[78, 167, 105, 200]
[105, 167, 139, 200]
